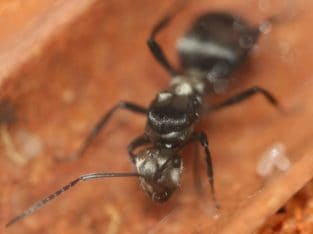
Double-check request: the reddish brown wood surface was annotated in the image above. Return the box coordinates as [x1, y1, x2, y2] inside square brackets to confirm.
[0, 0, 98, 85]
[1, 0, 312, 233]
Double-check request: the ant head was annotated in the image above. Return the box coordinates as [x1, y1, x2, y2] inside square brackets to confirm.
[134, 147, 183, 202]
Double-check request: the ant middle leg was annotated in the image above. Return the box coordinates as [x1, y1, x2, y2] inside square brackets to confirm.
[206, 86, 280, 113]
[147, 0, 187, 76]
[62, 101, 147, 161]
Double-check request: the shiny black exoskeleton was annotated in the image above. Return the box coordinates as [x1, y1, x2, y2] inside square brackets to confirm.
[177, 12, 260, 93]
[7, 4, 280, 227]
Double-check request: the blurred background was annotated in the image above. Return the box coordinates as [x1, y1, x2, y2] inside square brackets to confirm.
[0, 0, 312, 233]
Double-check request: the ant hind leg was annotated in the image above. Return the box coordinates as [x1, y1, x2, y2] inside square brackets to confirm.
[147, 0, 188, 76]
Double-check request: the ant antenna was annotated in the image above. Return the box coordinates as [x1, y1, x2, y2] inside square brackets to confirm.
[6, 172, 140, 227]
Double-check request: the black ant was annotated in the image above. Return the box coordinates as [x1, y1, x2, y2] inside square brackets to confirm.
[7, 2, 280, 227]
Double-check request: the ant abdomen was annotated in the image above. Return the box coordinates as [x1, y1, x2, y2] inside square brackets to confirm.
[177, 12, 260, 87]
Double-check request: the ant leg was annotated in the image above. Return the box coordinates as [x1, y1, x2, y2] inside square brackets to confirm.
[193, 132, 219, 208]
[192, 143, 204, 196]
[64, 101, 147, 161]
[147, 0, 187, 76]
[128, 135, 150, 162]
[6, 171, 140, 227]
[206, 86, 280, 113]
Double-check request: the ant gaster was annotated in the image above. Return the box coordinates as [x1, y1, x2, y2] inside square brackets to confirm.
[7, 3, 280, 227]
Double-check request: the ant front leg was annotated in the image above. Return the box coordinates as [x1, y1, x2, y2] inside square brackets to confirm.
[206, 86, 280, 113]
[147, 0, 187, 76]
[128, 135, 150, 163]
[63, 101, 147, 161]
[192, 132, 219, 208]
[192, 143, 204, 196]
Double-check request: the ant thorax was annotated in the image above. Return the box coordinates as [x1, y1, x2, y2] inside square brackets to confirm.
[145, 76, 203, 149]
[134, 147, 183, 202]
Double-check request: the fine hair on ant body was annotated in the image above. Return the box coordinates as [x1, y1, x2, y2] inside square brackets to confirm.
[7, 1, 280, 227]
